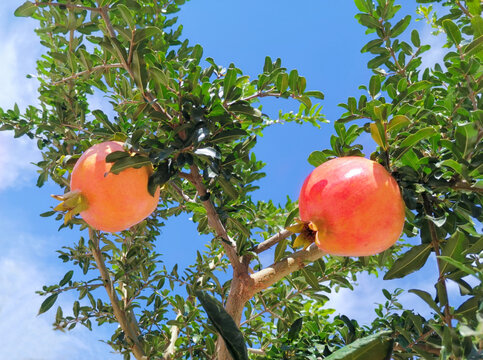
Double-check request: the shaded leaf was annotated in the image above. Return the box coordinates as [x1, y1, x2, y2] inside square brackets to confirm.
[288, 318, 303, 341]
[390, 15, 411, 38]
[325, 330, 394, 360]
[196, 291, 248, 360]
[398, 127, 437, 150]
[455, 297, 478, 320]
[110, 155, 151, 175]
[384, 244, 432, 280]
[442, 19, 462, 45]
[38, 294, 58, 315]
[14, 1, 36, 17]
[59, 270, 74, 287]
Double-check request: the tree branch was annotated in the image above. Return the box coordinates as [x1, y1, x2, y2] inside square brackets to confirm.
[252, 229, 292, 254]
[97, 3, 172, 121]
[89, 229, 147, 360]
[187, 165, 244, 275]
[248, 244, 325, 297]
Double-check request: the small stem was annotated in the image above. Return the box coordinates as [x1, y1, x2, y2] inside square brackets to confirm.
[52, 63, 123, 85]
[455, 0, 473, 18]
[422, 194, 452, 328]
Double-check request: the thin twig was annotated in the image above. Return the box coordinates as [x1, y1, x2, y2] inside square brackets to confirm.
[89, 229, 147, 360]
[52, 63, 123, 85]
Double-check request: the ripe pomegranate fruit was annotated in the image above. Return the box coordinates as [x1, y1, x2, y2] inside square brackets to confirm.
[297, 156, 405, 256]
[54, 141, 160, 232]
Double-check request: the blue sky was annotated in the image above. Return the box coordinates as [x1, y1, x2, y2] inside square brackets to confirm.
[0, 1, 458, 359]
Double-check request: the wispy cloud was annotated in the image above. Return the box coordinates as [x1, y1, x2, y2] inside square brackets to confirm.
[419, 23, 447, 71]
[0, 217, 121, 360]
[0, 131, 41, 191]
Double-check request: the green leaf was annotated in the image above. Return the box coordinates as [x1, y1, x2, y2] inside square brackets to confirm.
[387, 115, 410, 132]
[274, 238, 288, 262]
[324, 330, 393, 360]
[455, 297, 478, 320]
[40, 211, 56, 218]
[117, 4, 135, 29]
[195, 291, 248, 360]
[105, 151, 130, 163]
[408, 289, 442, 315]
[390, 15, 411, 38]
[357, 14, 381, 29]
[455, 123, 478, 158]
[464, 35, 483, 57]
[442, 19, 462, 45]
[471, 16, 483, 38]
[440, 231, 466, 274]
[110, 155, 152, 175]
[369, 75, 381, 98]
[361, 39, 384, 53]
[438, 159, 463, 175]
[59, 270, 74, 287]
[367, 54, 391, 69]
[133, 26, 164, 44]
[307, 151, 328, 167]
[437, 256, 479, 278]
[228, 103, 262, 118]
[211, 129, 248, 143]
[301, 268, 320, 290]
[288, 69, 299, 92]
[14, 1, 36, 17]
[38, 294, 59, 315]
[370, 122, 386, 149]
[411, 29, 421, 47]
[399, 127, 437, 149]
[354, 0, 370, 12]
[406, 80, 432, 94]
[467, 0, 481, 16]
[304, 90, 325, 100]
[287, 318, 303, 341]
[384, 244, 432, 280]
[224, 66, 237, 96]
[218, 177, 238, 200]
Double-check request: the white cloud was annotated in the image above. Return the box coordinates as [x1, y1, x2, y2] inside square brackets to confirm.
[0, 131, 41, 191]
[0, 222, 121, 360]
[325, 256, 440, 325]
[0, 6, 40, 110]
[418, 19, 448, 71]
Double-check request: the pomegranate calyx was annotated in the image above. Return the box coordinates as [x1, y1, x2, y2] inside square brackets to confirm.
[286, 219, 318, 250]
[51, 189, 89, 224]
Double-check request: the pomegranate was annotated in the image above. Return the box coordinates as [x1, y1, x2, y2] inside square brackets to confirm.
[54, 141, 160, 232]
[297, 156, 405, 256]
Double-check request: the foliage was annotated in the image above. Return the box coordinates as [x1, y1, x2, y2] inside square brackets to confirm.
[1, 0, 481, 359]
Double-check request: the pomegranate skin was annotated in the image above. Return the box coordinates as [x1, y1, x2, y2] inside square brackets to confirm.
[70, 141, 160, 232]
[299, 157, 405, 256]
